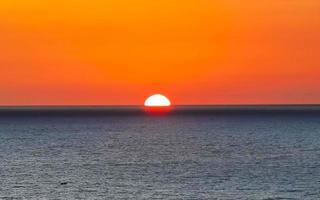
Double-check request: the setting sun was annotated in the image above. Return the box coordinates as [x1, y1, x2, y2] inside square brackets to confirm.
[144, 94, 171, 107]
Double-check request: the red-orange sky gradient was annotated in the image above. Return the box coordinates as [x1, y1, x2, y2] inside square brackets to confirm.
[1, 0, 319, 105]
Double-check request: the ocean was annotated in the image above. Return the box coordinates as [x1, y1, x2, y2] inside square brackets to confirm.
[0, 106, 320, 199]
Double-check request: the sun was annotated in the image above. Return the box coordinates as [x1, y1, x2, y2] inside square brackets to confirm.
[144, 94, 171, 107]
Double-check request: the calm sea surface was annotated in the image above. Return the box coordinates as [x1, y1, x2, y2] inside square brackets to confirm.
[0, 106, 320, 199]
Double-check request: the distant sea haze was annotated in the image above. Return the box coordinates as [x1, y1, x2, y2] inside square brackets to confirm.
[0, 105, 320, 116]
[0, 105, 320, 199]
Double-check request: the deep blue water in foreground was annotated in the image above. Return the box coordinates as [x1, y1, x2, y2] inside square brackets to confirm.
[0, 106, 320, 199]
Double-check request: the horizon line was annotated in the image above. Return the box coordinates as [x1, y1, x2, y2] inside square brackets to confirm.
[0, 104, 320, 108]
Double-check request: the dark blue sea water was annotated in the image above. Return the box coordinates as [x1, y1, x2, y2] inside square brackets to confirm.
[0, 106, 320, 199]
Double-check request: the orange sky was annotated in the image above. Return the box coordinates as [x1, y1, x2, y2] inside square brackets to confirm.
[1, 0, 319, 105]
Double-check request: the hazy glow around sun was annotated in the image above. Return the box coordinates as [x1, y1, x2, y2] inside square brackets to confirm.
[144, 94, 171, 107]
